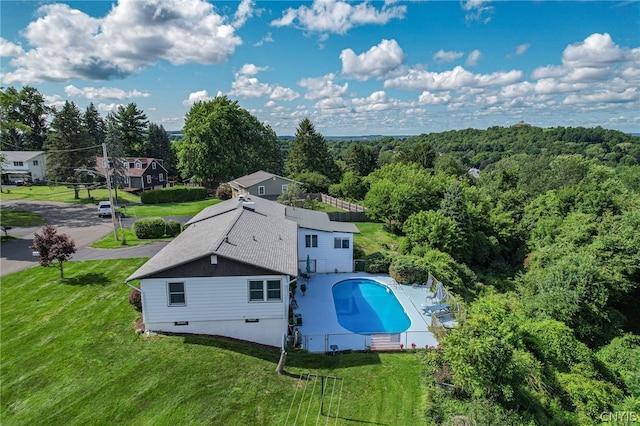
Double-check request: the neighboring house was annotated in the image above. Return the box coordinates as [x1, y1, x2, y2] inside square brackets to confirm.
[228, 170, 298, 200]
[95, 156, 168, 191]
[0, 151, 47, 184]
[125, 195, 359, 348]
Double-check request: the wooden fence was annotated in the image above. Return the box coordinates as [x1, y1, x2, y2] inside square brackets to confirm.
[320, 193, 366, 212]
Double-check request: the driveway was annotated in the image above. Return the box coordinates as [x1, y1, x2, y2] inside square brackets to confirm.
[1, 200, 179, 277]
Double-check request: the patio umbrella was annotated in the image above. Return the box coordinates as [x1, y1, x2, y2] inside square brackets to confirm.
[306, 254, 311, 273]
[435, 282, 445, 303]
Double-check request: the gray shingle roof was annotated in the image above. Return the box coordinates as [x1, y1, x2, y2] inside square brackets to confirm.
[125, 196, 298, 282]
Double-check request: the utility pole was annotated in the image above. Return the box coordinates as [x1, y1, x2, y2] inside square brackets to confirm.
[102, 143, 119, 241]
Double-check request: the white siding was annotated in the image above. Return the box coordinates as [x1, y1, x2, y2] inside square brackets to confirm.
[298, 228, 354, 273]
[140, 275, 290, 348]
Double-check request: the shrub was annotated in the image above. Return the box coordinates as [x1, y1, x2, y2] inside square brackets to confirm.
[141, 186, 207, 204]
[215, 184, 233, 200]
[165, 220, 182, 237]
[128, 287, 142, 312]
[389, 255, 430, 284]
[133, 217, 166, 239]
[366, 252, 393, 274]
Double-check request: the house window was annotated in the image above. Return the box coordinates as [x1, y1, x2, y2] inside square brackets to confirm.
[334, 237, 350, 249]
[282, 184, 288, 192]
[258, 185, 265, 195]
[135, 161, 142, 169]
[159, 173, 164, 182]
[248, 279, 281, 302]
[152, 162, 157, 170]
[125, 177, 130, 186]
[305, 234, 318, 248]
[146, 175, 152, 184]
[13, 161, 23, 167]
[168, 282, 185, 306]
[32, 160, 39, 166]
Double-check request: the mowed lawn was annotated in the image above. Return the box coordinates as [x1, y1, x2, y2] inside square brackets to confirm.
[1, 259, 427, 425]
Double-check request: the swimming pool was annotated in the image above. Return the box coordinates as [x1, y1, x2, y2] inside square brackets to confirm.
[332, 278, 411, 334]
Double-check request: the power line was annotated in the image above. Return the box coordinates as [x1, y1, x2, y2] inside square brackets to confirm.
[44, 144, 102, 154]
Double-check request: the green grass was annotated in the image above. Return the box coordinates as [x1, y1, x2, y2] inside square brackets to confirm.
[354, 222, 403, 256]
[0, 209, 46, 226]
[0, 185, 140, 205]
[90, 228, 173, 248]
[1, 259, 427, 425]
[122, 198, 221, 217]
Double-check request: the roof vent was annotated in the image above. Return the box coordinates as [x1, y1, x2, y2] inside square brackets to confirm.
[242, 201, 255, 211]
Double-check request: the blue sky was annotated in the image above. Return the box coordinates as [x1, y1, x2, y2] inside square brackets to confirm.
[1, 1, 638, 136]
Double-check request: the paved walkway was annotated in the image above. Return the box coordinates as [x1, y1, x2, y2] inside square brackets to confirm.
[0, 200, 175, 276]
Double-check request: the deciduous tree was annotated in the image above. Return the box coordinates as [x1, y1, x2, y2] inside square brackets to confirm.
[31, 225, 76, 278]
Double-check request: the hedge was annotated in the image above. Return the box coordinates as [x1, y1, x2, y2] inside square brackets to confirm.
[133, 217, 166, 239]
[141, 186, 207, 204]
[165, 220, 182, 237]
[389, 255, 430, 284]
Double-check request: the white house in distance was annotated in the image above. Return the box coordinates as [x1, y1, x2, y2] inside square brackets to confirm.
[0, 151, 47, 184]
[125, 195, 359, 349]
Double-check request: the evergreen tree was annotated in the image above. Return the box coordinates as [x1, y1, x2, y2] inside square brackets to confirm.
[343, 143, 377, 176]
[44, 101, 93, 198]
[0, 86, 51, 150]
[285, 118, 340, 182]
[112, 103, 148, 157]
[83, 103, 106, 148]
[147, 123, 177, 176]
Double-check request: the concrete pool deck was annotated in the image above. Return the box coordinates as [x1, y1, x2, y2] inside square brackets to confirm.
[293, 273, 440, 353]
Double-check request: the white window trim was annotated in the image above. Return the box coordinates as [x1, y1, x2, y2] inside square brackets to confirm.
[146, 175, 152, 184]
[159, 173, 164, 182]
[305, 234, 318, 248]
[167, 282, 186, 306]
[258, 185, 266, 195]
[135, 161, 142, 169]
[282, 184, 288, 192]
[32, 160, 39, 166]
[248, 279, 282, 302]
[152, 162, 157, 170]
[334, 237, 350, 249]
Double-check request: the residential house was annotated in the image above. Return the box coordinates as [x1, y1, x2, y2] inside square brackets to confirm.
[125, 195, 359, 348]
[95, 156, 168, 191]
[0, 151, 47, 184]
[228, 170, 298, 200]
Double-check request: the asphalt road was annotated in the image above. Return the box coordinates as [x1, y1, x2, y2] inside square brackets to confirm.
[0, 200, 182, 277]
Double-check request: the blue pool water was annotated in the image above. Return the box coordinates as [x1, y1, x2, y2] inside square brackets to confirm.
[332, 279, 411, 334]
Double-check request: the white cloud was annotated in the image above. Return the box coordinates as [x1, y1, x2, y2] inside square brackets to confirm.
[254, 32, 273, 47]
[465, 50, 482, 66]
[232, 0, 255, 28]
[270, 86, 300, 101]
[182, 90, 214, 106]
[352, 90, 396, 112]
[384, 66, 522, 91]
[239, 64, 267, 75]
[341, 39, 405, 80]
[98, 103, 122, 112]
[515, 43, 530, 56]
[433, 49, 464, 63]
[230, 75, 272, 98]
[0, 38, 25, 57]
[418, 91, 452, 105]
[65, 85, 150, 100]
[2, 0, 242, 84]
[461, 0, 493, 23]
[271, 0, 406, 35]
[299, 73, 349, 100]
[563, 87, 638, 105]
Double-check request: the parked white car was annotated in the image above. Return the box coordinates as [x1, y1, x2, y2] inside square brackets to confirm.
[97, 201, 112, 217]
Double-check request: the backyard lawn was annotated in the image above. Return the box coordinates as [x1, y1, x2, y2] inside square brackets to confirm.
[0, 185, 140, 205]
[353, 222, 402, 255]
[1, 259, 428, 425]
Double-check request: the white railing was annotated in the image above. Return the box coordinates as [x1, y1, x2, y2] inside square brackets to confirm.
[299, 330, 436, 353]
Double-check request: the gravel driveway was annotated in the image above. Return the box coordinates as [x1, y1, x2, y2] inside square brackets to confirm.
[1, 200, 177, 277]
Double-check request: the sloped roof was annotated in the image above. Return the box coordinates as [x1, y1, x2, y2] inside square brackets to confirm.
[228, 170, 295, 189]
[95, 157, 167, 178]
[285, 206, 360, 234]
[1, 151, 45, 162]
[126, 196, 298, 282]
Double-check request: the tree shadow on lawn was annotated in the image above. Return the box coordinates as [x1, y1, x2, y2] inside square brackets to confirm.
[62, 272, 109, 286]
[179, 333, 383, 368]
